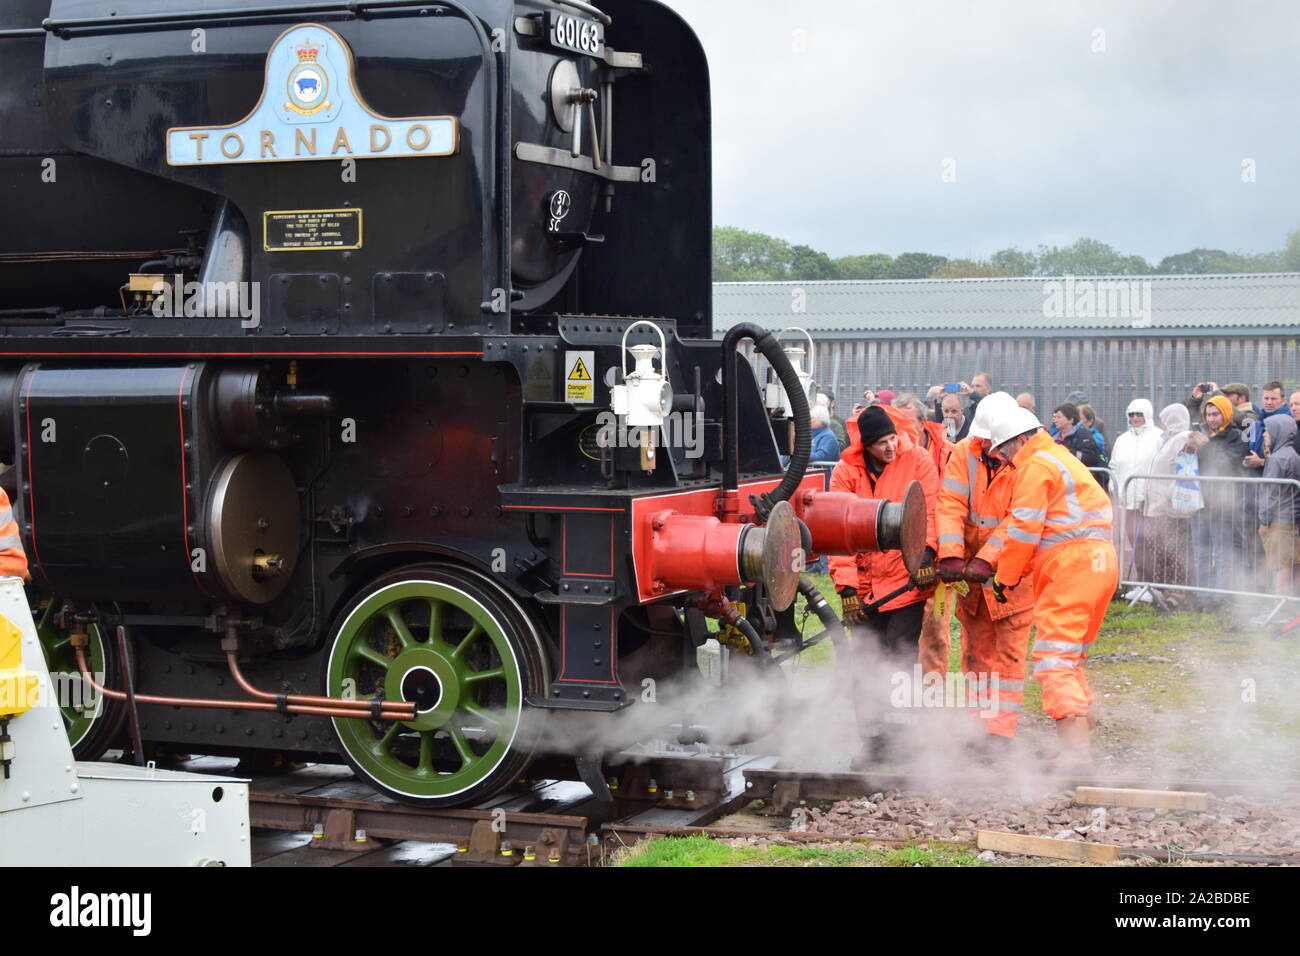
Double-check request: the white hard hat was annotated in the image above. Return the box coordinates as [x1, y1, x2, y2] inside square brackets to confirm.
[969, 391, 1019, 440]
[988, 406, 1042, 451]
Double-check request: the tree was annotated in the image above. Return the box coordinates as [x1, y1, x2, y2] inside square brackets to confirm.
[931, 258, 1012, 278]
[889, 252, 948, 279]
[1035, 238, 1151, 276]
[789, 244, 840, 280]
[989, 247, 1037, 276]
[835, 253, 894, 279]
[1281, 228, 1300, 272]
[712, 226, 796, 281]
[1156, 248, 1230, 274]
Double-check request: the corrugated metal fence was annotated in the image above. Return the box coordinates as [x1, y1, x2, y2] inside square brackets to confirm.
[800, 335, 1300, 437]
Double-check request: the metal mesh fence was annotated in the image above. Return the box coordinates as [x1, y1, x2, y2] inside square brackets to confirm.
[1109, 472, 1300, 617]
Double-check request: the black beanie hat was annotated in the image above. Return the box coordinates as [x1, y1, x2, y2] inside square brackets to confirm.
[857, 405, 896, 447]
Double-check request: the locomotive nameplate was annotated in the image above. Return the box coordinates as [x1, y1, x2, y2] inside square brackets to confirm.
[167, 23, 458, 166]
[264, 208, 362, 251]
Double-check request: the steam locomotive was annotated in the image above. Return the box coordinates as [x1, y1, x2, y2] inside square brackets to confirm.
[0, 0, 922, 805]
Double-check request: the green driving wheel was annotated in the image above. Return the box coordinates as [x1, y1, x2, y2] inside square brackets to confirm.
[325, 565, 548, 806]
[33, 601, 128, 759]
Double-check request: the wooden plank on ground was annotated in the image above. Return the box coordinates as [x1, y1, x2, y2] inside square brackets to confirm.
[977, 830, 1121, 863]
[1075, 787, 1208, 811]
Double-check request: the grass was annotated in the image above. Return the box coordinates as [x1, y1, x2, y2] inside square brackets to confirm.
[611, 835, 986, 868]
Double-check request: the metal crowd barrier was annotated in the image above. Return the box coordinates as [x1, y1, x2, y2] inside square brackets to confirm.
[1107, 471, 1300, 621]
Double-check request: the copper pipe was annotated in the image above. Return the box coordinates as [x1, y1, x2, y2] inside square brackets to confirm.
[75, 649, 411, 721]
[225, 652, 415, 720]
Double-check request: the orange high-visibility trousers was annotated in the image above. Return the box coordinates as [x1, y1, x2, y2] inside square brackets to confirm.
[956, 585, 1032, 737]
[1029, 538, 1118, 720]
[918, 597, 949, 678]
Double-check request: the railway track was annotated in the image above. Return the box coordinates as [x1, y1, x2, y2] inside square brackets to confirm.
[169, 754, 1300, 867]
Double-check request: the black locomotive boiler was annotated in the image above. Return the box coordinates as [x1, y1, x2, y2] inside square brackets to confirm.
[0, 0, 922, 805]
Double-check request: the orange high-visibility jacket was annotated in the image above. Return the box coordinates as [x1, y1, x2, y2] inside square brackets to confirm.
[936, 436, 1033, 618]
[0, 487, 28, 580]
[976, 431, 1113, 587]
[921, 419, 952, 475]
[829, 407, 939, 612]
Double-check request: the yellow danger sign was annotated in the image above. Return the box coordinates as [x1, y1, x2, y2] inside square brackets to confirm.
[565, 351, 595, 404]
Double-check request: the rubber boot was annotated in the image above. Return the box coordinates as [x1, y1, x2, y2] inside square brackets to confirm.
[1045, 716, 1093, 771]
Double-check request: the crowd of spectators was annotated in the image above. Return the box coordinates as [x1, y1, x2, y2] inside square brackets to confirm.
[808, 376, 1300, 611]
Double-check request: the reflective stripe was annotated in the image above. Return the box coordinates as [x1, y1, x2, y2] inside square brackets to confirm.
[967, 451, 980, 511]
[1034, 639, 1087, 654]
[1033, 657, 1078, 674]
[938, 533, 965, 545]
[943, 478, 970, 495]
[984, 701, 1023, 713]
[0, 508, 13, 527]
[1041, 527, 1112, 547]
[1007, 526, 1041, 545]
[0, 535, 23, 552]
[1081, 508, 1113, 523]
[1032, 450, 1083, 523]
[987, 535, 1003, 549]
[971, 514, 999, 528]
[1012, 506, 1047, 521]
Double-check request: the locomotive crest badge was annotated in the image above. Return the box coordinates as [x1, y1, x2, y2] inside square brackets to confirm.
[166, 23, 458, 166]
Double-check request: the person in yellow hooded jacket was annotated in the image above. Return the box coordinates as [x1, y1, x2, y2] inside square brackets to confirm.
[1185, 394, 1248, 604]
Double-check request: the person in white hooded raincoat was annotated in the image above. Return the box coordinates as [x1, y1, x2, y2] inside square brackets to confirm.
[1110, 398, 1162, 578]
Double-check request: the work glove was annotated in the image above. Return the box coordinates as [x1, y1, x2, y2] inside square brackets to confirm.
[936, 557, 966, 582]
[909, 548, 937, 590]
[839, 588, 865, 625]
[964, 557, 994, 584]
[991, 575, 1017, 604]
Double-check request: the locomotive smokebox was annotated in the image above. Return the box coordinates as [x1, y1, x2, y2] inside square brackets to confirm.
[15, 363, 302, 604]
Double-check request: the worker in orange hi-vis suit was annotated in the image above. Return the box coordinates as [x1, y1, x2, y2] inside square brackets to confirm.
[934, 393, 1034, 750]
[890, 395, 954, 680]
[972, 406, 1118, 769]
[830, 404, 939, 768]
[0, 487, 30, 581]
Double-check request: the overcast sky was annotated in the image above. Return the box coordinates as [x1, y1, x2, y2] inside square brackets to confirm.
[658, 0, 1300, 263]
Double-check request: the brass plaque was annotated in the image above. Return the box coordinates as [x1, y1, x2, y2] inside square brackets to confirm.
[264, 208, 362, 251]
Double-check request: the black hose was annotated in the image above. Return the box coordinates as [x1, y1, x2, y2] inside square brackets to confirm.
[735, 616, 771, 664]
[720, 322, 811, 512]
[797, 575, 840, 632]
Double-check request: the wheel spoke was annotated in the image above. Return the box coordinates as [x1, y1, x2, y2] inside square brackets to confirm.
[448, 726, 474, 768]
[418, 731, 436, 773]
[427, 599, 444, 645]
[350, 643, 393, 671]
[374, 720, 402, 756]
[460, 703, 503, 733]
[383, 607, 417, 650]
[463, 667, 504, 684]
[450, 622, 484, 659]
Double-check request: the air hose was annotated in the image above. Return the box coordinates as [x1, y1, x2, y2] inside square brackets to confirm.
[720, 322, 811, 517]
